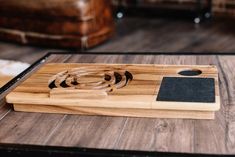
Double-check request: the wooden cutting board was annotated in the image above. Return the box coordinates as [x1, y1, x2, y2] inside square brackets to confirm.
[6, 63, 220, 119]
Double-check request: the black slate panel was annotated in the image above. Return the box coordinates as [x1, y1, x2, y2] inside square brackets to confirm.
[156, 77, 215, 103]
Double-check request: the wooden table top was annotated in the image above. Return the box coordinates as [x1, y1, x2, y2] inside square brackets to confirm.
[0, 53, 234, 155]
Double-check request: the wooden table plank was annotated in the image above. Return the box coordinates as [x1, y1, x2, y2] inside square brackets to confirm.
[0, 111, 65, 145]
[215, 56, 235, 153]
[46, 116, 127, 149]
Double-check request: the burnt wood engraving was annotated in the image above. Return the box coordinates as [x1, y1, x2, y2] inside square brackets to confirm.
[48, 67, 133, 93]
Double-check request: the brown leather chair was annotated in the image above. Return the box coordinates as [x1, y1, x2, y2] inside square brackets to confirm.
[0, 0, 114, 48]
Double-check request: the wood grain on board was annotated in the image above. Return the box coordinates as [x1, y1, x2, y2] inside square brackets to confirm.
[6, 63, 220, 119]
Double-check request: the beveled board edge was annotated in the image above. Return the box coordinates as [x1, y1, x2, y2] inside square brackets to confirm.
[12, 103, 215, 119]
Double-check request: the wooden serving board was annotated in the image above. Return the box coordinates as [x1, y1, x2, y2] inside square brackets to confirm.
[6, 63, 220, 119]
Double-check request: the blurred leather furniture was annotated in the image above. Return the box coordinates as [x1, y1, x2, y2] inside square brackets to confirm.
[0, 0, 114, 48]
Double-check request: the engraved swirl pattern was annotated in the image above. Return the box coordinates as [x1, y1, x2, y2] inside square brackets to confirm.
[48, 67, 133, 92]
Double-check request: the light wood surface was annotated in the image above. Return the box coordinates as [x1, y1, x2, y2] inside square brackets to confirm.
[13, 104, 215, 119]
[6, 63, 220, 119]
